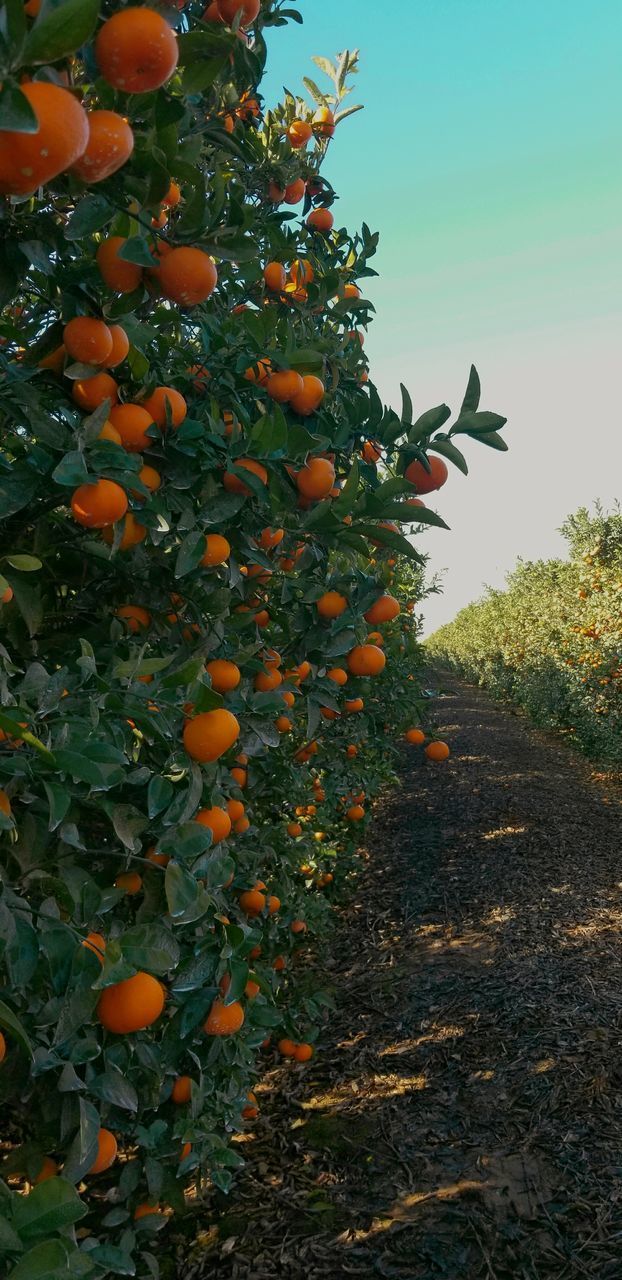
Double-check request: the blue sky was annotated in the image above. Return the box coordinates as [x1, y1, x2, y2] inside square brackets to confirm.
[263, 1, 622, 632]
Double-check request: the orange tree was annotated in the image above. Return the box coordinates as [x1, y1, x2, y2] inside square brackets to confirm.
[0, 1, 508, 1273]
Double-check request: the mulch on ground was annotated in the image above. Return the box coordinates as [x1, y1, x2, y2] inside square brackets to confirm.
[177, 676, 622, 1279]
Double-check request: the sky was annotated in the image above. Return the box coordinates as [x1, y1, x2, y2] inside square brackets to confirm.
[262, 0, 622, 634]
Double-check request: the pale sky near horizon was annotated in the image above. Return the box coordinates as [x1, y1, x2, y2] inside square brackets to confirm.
[262, 0, 622, 635]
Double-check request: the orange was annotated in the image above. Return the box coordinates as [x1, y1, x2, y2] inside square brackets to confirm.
[109, 404, 156, 453]
[263, 262, 286, 291]
[283, 178, 306, 204]
[239, 888, 265, 915]
[366, 631, 384, 646]
[364, 594, 400, 625]
[82, 932, 106, 964]
[96, 8, 179, 93]
[71, 110, 134, 183]
[289, 375, 325, 416]
[0, 789, 11, 815]
[38, 344, 66, 374]
[342, 283, 360, 300]
[268, 895, 280, 914]
[242, 1090, 259, 1118]
[278, 1038, 296, 1057]
[34, 1157, 58, 1184]
[290, 258, 314, 285]
[288, 821, 302, 837]
[361, 440, 381, 464]
[266, 370, 304, 403]
[234, 815, 250, 834]
[290, 919, 306, 934]
[137, 463, 161, 493]
[183, 708, 240, 762]
[297, 660, 312, 680]
[346, 745, 357, 758]
[73, 372, 119, 411]
[97, 972, 165, 1034]
[254, 667, 282, 691]
[115, 871, 142, 895]
[405, 728, 425, 745]
[230, 765, 247, 787]
[163, 180, 181, 208]
[223, 457, 268, 494]
[296, 457, 335, 500]
[0, 1030, 5, 1062]
[343, 698, 362, 713]
[258, 526, 284, 550]
[313, 106, 335, 138]
[96, 237, 143, 294]
[226, 798, 244, 823]
[88, 1128, 118, 1175]
[202, 534, 231, 566]
[105, 325, 130, 368]
[275, 715, 291, 732]
[317, 590, 347, 620]
[171, 1075, 193, 1104]
[307, 208, 334, 233]
[0, 83, 88, 197]
[195, 805, 232, 842]
[244, 357, 272, 384]
[405, 454, 448, 494]
[204, 998, 245, 1035]
[179, 1142, 192, 1161]
[425, 741, 450, 762]
[145, 846, 169, 867]
[63, 317, 112, 366]
[217, 0, 260, 23]
[327, 667, 347, 686]
[267, 180, 285, 202]
[71, 479, 127, 529]
[272, 955, 285, 971]
[143, 386, 187, 428]
[347, 644, 386, 677]
[207, 659, 241, 693]
[158, 247, 218, 306]
[134, 1203, 165, 1221]
[346, 804, 365, 821]
[282, 691, 295, 708]
[288, 119, 312, 149]
[102, 513, 146, 550]
[294, 1042, 314, 1061]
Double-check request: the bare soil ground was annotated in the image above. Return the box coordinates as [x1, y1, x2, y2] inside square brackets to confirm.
[177, 676, 622, 1280]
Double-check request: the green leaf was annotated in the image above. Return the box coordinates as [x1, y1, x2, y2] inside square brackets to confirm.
[0, 82, 37, 132]
[460, 363, 481, 414]
[427, 438, 468, 475]
[468, 429, 508, 451]
[117, 236, 157, 268]
[158, 822, 213, 862]
[165, 861, 199, 918]
[24, 0, 100, 64]
[408, 404, 451, 444]
[302, 76, 328, 107]
[334, 103, 364, 123]
[452, 409, 508, 434]
[51, 451, 89, 487]
[90, 1064, 138, 1113]
[65, 195, 114, 241]
[0, 997, 33, 1057]
[161, 657, 204, 689]
[250, 407, 287, 454]
[43, 780, 71, 832]
[147, 775, 174, 818]
[331, 459, 359, 516]
[4, 554, 42, 571]
[13, 1177, 88, 1240]
[89, 1245, 136, 1275]
[8, 1240, 71, 1280]
[354, 523, 424, 563]
[400, 383, 413, 426]
[62, 1098, 100, 1183]
[175, 531, 206, 578]
[121, 924, 180, 974]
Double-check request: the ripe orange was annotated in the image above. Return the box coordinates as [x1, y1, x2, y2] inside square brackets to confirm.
[346, 744, 357, 758]
[347, 645, 386, 677]
[244, 357, 273, 384]
[63, 317, 112, 366]
[97, 237, 143, 293]
[234, 815, 250, 834]
[223, 457, 268, 494]
[0, 789, 11, 815]
[204, 998, 245, 1035]
[71, 479, 128, 529]
[294, 1043, 313, 1061]
[296, 457, 335, 500]
[73, 372, 119, 411]
[171, 1075, 193, 1104]
[226, 798, 245, 823]
[239, 888, 266, 916]
[115, 871, 142, 895]
[405, 728, 425, 745]
[275, 714, 292, 732]
[0, 1031, 5, 1062]
[105, 325, 130, 368]
[0, 83, 88, 197]
[202, 534, 231, 566]
[97, 972, 165, 1034]
[342, 283, 360, 300]
[183, 708, 240, 762]
[242, 1090, 259, 1118]
[158, 247, 217, 306]
[317, 591, 348, 619]
[145, 846, 169, 867]
[268, 895, 281, 914]
[96, 8, 179, 93]
[290, 258, 314, 285]
[366, 631, 384, 646]
[266, 370, 304, 402]
[143, 386, 187, 428]
[71, 110, 134, 183]
[82, 932, 106, 963]
[289, 374, 325, 416]
[282, 691, 295, 708]
[290, 919, 307, 934]
[38, 344, 66, 375]
[136, 463, 161, 493]
[283, 178, 306, 204]
[258, 526, 284, 550]
[195, 806, 232, 842]
[288, 119, 312, 149]
[425, 741, 450, 761]
[263, 262, 286, 291]
[162, 180, 181, 208]
[278, 1038, 296, 1057]
[102, 513, 146, 550]
[307, 208, 334, 233]
[254, 667, 282, 692]
[361, 440, 381, 464]
[206, 659, 241, 693]
[346, 804, 365, 821]
[179, 1142, 192, 1162]
[405, 454, 448, 494]
[217, 0, 260, 23]
[312, 107, 335, 138]
[327, 667, 348, 686]
[34, 1157, 58, 1184]
[364, 594, 400, 625]
[230, 766, 247, 787]
[109, 404, 155, 452]
[134, 1202, 165, 1221]
[87, 1128, 118, 1175]
[287, 821, 302, 837]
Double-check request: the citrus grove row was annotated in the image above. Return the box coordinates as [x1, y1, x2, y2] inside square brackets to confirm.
[0, 1, 507, 1274]
[428, 506, 622, 762]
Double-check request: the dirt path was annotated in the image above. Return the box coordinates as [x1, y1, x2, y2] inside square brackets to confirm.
[178, 677, 622, 1280]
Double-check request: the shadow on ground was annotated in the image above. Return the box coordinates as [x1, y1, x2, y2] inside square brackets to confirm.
[177, 676, 622, 1280]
